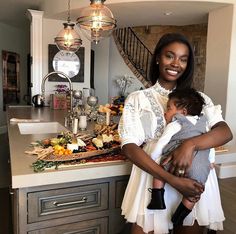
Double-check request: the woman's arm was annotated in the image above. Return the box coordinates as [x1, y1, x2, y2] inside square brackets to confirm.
[164, 121, 233, 175]
[122, 143, 204, 198]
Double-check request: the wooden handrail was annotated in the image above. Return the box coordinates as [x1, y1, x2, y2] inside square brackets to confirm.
[114, 27, 153, 84]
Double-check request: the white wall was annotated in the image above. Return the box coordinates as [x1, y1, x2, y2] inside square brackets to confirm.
[225, 5, 236, 148]
[42, 18, 91, 105]
[92, 38, 110, 105]
[0, 23, 29, 132]
[205, 5, 236, 148]
[108, 37, 144, 98]
[92, 36, 145, 105]
[205, 6, 232, 116]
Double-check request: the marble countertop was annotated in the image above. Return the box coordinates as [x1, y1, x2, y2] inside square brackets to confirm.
[7, 106, 132, 189]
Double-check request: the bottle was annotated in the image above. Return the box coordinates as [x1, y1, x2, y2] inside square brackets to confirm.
[73, 118, 78, 134]
[79, 115, 87, 131]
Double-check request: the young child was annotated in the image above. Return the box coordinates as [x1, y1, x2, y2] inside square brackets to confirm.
[147, 87, 216, 227]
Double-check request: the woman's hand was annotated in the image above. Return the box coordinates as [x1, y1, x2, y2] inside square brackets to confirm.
[122, 143, 204, 199]
[162, 121, 233, 177]
[162, 139, 195, 176]
[171, 176, 204, 200]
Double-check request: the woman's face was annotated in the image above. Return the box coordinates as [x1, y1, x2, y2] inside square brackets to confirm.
[157, 42, 189, 83]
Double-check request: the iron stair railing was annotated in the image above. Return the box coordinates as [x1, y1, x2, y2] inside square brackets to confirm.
[114, 27, 153, 86]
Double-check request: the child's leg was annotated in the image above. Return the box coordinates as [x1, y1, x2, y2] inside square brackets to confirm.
[147, 177, 166, 210]
[171, 150, 211, 225]
[153, 177, 165, 188]
[171, 197, 195, 226]
[182, 197, 195, 210]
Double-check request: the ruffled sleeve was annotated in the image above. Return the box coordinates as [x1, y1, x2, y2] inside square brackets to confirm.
[118, 92, 146, 147]
[203, 104, 224, 128]
[200, 92, 225, 128]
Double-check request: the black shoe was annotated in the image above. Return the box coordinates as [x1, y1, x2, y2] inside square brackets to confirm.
[207, 229, 217, 234]
[147, 188, 166, 210]
[171, 202, 191, 227]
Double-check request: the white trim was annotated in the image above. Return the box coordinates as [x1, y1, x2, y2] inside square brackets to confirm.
[27, 9, 44, 97]
[215, 149, 236, 178]
[215, 163, 236, 179]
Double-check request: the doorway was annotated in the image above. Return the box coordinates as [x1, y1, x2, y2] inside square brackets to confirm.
[2, 50, 20, 111]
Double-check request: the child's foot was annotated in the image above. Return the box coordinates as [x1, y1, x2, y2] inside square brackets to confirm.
[147, 188, 166, 210]
[171, 202, 191, 226]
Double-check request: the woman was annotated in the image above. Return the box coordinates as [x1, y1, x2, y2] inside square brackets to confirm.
[118, 33, 233, 234]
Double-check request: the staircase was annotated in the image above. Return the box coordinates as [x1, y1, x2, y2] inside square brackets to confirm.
[113, 27, 152, 88]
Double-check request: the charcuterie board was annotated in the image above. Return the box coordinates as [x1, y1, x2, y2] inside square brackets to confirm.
[42, 144, 121, 162]
[26, 126, 123, 171]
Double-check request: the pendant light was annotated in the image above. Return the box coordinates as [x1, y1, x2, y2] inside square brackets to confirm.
[55, 0, 82, 52]
[76, 0, 116, 44]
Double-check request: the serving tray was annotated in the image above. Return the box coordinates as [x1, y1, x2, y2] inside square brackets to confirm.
[42, 144, 121, 162]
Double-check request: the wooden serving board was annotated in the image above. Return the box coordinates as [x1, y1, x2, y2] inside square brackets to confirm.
[42, 145, 121, 162]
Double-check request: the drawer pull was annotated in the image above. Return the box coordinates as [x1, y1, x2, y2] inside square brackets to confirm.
[53, 197, 87, 207]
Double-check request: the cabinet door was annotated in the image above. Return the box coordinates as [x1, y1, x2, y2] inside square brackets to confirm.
[28, 217, 108, 234]
[108, 178, 129, 234]
[115, 179, 128, 208]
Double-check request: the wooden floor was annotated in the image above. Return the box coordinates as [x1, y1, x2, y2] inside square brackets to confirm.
[218, 178, 236, 234]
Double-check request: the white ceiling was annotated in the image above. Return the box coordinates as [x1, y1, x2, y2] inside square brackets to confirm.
[0, 0, 42, 28]
[0, 0, 231, 29]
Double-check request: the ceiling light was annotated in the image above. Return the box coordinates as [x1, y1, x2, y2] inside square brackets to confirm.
[55, 0, 82, 52]
[76, 0, 116, 44]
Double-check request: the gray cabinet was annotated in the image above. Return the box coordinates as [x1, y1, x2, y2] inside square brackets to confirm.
[28, 217, 108, 234]
[13, 176, 129, 234]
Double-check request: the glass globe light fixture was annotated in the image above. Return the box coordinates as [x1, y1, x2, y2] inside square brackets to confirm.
[55, 0, 82, 52]
[76, 0, 116, 44]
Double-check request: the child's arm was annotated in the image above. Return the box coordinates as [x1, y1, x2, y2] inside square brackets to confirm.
[151, 120, 181, 161]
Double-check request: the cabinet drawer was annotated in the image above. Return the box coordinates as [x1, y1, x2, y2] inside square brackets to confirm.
[28, 217, 108, 234]
[28, 183, 108, 223]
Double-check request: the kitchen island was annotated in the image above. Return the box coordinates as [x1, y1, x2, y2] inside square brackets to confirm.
[7, 106, 132, 234]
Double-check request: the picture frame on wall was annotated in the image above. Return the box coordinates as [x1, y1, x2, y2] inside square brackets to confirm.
[2, 50, 20, 111]
[48, 44, 85, 82]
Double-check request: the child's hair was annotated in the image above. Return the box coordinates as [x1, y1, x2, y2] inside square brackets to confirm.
[168, 88, 205, 116]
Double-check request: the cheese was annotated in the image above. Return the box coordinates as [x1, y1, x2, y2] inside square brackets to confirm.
[102, 134, 113, 143]
[67, 143, 78, 151]
[92, 138, 103, 148]
[76, 138, 86, 147]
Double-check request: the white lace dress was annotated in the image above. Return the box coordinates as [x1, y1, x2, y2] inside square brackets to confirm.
[118, 82, 225, 234]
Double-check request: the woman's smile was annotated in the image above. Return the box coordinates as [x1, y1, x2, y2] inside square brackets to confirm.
[158, 42, 189, 83]
[166, 68, 179, 76]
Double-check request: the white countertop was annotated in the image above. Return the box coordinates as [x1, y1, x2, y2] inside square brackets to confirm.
[7, 106, 132, 189]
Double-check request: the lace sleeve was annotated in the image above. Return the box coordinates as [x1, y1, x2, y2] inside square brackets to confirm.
[118, 92, 146, 147]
